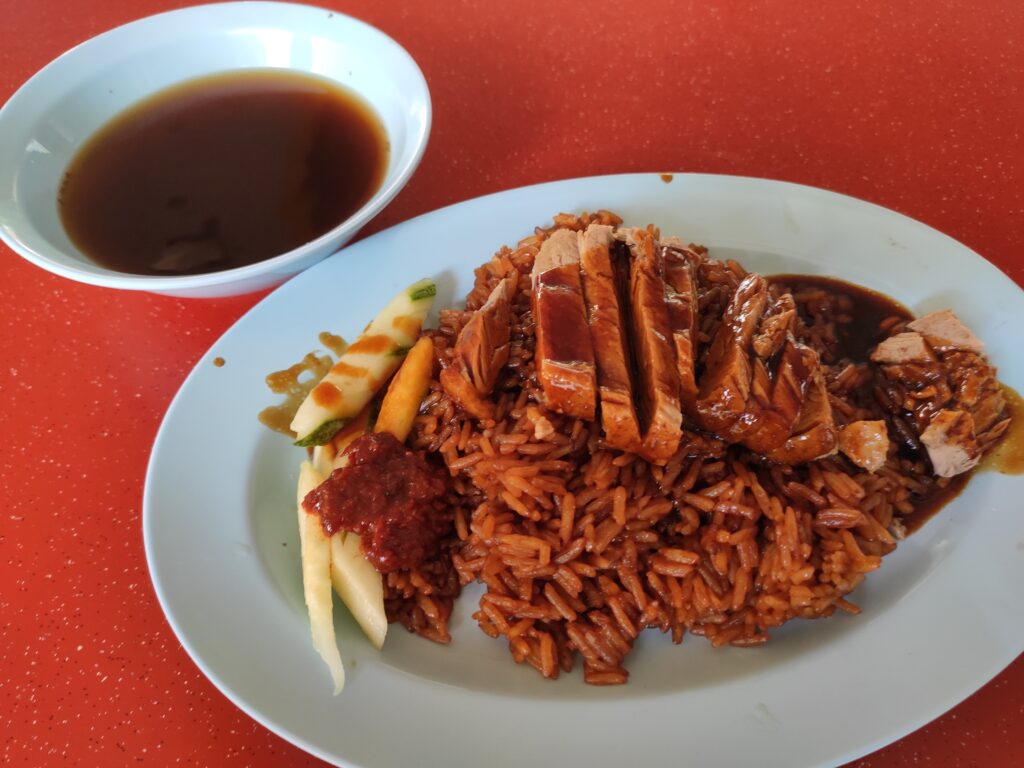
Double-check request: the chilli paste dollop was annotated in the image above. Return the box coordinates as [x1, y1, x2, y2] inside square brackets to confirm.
[303, 432, 452, 572]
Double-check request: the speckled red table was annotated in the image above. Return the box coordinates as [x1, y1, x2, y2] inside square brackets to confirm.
[2, 1, 1022, 766]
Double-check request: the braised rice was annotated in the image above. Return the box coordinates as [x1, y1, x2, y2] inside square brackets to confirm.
[390, 211, 956, 684]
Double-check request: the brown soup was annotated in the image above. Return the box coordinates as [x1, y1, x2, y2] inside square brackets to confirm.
[58, 70, 389, 276]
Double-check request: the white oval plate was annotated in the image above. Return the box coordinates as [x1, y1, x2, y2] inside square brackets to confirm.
[144, 173, 1024, 768]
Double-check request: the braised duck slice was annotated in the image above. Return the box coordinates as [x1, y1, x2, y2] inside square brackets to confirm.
[693, 273, 769, 436]
[969, 388, 1009, 437]
[763, 368, 838, 464]
[439, 363, 496, 421]
[724, 290, 805, 449]
[871, 332, 936, 366]
[617, 228, 682, 464]
[661, 242, 700, 410]
[907, 309, 984, 353]
[578, 224, 642, 452]
[919, 410, 982, 477]
[532, 229, 597, 420]
[455, 274, 517, 395]
[534, 226, 581, 273]
[946, 349, 1007, 435]
[439, 274, 517, 422]
[740, 335, 819, 454]
[752, 293, 796, 360]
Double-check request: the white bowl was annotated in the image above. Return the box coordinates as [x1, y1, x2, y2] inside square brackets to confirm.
[0, 2, 430, 298]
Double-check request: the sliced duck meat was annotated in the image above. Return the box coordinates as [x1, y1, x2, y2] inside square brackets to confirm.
[661, 242, 700, 410]
[532, 229, 597, 420]
[578, 224, 642, 452]
[907, 309, 984, 353]
[944, 349, 1007, 434]
[763, 368, 838, 464]
[454, 274, 517, 395]
[440, 363, 496, 421]
[871, 332, 945, 401]
[741, 335, 820, 455]
[657, 259, 838, 464]
[839, 420, 890, 473]
[752, 293, 796, 359]
[617, 228, 682, 464]
[919, 410, 982, 477]
[693, 273, 769, 436]
[439, 274, 517, 422]
[869, 310, 1008, 477]
[533, 226, 582, 274]
[870, 332, 935, 365]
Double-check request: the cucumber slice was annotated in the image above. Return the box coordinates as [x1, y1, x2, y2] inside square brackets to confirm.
[329, 532, 387, 650]
[291, 279, 436, 446]
[296, 461, 346, 693]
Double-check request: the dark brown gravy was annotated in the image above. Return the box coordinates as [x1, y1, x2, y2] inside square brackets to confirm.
[59, 70, 388, 276]
[770, 274, 1016, 535]
[898, 474, 969, 535]
[770, 274, 913, 362]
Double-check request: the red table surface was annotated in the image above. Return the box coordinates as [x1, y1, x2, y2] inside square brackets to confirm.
[2, 0, 1022, 765]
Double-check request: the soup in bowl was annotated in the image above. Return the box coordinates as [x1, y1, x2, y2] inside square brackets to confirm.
[0, 2, 431, 298]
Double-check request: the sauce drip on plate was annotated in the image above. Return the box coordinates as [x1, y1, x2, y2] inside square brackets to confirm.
[980, 385, 1024, 475]
[258, 351, 334, 437]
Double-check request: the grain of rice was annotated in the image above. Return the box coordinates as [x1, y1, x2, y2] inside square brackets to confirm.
[682, 492, 716, 513]
[815, 507, 865, 528]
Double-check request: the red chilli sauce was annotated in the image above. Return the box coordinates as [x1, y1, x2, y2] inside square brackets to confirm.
[302, 432, 452, 573]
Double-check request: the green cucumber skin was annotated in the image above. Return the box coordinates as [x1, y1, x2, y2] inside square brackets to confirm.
[293, 418, 348, 447]
[409, 283, 437, 302]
